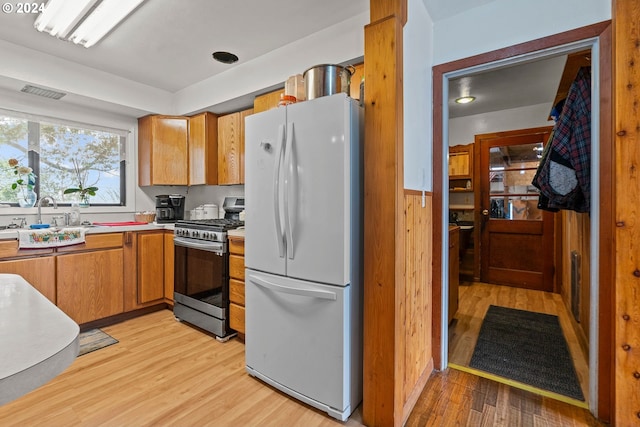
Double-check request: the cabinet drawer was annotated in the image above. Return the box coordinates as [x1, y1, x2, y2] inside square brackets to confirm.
[229, 254, 245, 280]
[229, 237, 244, 255]
[56, 233, 123, 252]
[0, 240, 53, 258]
[229, 278, 245, 305]
[229, 302, 245, 334]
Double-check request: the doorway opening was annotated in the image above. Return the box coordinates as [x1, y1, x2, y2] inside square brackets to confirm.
[433, 22, 613, 420]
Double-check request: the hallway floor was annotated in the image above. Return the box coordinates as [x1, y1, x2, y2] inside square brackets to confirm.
[448, 282, 590, 404]
[405, 368, 604, 426]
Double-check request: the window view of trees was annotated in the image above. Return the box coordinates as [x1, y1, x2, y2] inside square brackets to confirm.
[0, 114, 125, 206]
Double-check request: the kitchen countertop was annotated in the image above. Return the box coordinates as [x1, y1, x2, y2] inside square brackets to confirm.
[228, 227, 245, 238]
[0, 274, 79, 405]
[0, 222, 174, 241]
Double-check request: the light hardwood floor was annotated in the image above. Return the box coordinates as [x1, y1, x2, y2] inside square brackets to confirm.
[0, 310, 364, 427]
[448, 281, 590, 404]
[0, 308, 601, 427]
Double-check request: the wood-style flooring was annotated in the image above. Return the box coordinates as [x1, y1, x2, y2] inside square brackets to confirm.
[0, 308, 602, 426]
[448, 282, 590, 404]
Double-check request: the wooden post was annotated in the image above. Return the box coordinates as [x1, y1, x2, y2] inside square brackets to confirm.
[613, 1, 640, 425]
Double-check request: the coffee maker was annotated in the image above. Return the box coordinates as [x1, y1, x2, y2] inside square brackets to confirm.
[156, 194, 185, 223]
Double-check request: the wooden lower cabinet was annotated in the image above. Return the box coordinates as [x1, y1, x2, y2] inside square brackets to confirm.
[448, 226, 460, 324]
[228, 236, 245, 336]
[124, 230, 168, 311]
[137, 232, 165, 304]
[0, 229, 173, 325]
[0, 255, 56, 303]
[56, 248, 124, 324]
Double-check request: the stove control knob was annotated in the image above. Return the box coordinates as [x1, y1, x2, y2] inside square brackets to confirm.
[203, 232, 209, 240]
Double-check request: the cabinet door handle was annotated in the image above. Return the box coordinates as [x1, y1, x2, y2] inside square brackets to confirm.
[124, 232, 132, 245]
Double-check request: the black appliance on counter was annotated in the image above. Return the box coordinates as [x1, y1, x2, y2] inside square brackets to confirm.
[156, 194, 185, 223]
[173, 217, 244, 341]
[222, 196, 244, 220]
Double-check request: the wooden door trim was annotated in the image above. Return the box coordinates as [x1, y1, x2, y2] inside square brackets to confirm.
[431, 20, 613, 421]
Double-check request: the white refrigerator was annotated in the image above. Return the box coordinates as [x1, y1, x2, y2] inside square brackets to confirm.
[244, 93, 363, 421]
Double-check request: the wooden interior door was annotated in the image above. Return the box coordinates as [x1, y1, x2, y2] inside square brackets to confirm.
[477, 127, 555, 291]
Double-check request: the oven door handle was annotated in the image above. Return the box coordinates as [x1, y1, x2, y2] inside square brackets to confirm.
[174, 237, 224, 255]
[248, 274, 337, 301]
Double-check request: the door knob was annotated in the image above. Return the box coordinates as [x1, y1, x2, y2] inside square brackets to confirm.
[482, 209, 489, 216]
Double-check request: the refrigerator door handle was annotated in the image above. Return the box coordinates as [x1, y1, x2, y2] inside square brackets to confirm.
[284, 122, 295, 260]
[273, 124, 286, 258]
[248, 274, 337, 301]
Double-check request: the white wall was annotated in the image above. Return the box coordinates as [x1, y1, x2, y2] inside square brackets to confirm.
[401, 0, 610, 189]
[404, 0, 434, 191]
[432, 0, 611, 65]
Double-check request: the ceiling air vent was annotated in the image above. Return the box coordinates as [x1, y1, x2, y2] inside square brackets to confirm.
[20, 85, 66, 100]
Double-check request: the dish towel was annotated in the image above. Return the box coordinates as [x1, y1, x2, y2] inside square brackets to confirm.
[18, 227, 86, 249]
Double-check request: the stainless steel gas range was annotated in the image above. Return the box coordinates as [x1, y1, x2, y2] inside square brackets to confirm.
[173, 218, 244, 341]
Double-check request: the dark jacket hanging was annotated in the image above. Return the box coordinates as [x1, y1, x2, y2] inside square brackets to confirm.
[532, 66, 591, 213]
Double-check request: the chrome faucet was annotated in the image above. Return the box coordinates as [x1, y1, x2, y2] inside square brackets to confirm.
[37, 195, 58, 224]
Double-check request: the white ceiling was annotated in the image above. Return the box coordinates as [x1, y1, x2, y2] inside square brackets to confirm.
[0, 0, 568, 118]
[448, 55, 568, 119]
[0, 0, 369, 93]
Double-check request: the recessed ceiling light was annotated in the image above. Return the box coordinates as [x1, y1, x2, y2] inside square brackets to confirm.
[455, 96, 476, 104]
[212, 51, 239, 64]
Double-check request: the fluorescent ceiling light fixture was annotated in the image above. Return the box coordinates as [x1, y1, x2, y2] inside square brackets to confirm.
[34, 0, 145, 48]
[34, 0, 96, 38]
[455, 96, 476, 104]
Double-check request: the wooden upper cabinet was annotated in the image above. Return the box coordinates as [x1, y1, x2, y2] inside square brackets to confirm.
[218, 108, 253, 185]
[138, 115, 189, 186]
[448, 144, 473, 180]
[188, 112, 218, 185]
[239, 108, 253, 181]
[254, 89, 284, 114]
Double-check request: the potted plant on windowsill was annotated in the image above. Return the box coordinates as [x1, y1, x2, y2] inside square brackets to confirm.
[63, 185, 98, 207]
[63, 158, 98, 207]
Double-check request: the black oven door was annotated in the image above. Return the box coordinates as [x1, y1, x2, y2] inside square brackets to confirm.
[174, 237, 229, 320]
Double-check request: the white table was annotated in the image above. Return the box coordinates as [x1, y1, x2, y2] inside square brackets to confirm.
[0, 274, 79, 405]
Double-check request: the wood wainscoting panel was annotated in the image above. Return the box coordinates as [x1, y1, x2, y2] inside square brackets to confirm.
[402, 191, 434, 415]
[561, 210, 590, 361]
